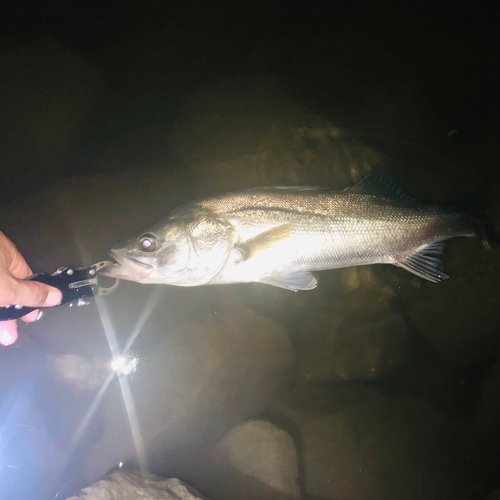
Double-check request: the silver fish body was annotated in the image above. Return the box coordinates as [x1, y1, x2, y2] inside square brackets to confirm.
[104, 169, 478, 290]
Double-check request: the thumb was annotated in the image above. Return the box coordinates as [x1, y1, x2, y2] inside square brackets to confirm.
[0, 320, 18, 346]
[7, 278, 62, 308]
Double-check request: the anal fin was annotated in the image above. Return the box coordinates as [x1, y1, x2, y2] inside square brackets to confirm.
[259, 271, 318, 291]
[397, 241, 448, 283]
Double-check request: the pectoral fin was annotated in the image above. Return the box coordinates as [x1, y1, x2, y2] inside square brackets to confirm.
[397, 241, 448, 282]
[240, 224, 294, 260]
[259, 271, 318, 291]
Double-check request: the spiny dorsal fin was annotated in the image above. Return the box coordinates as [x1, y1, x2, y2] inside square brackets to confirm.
[345, 166, 416, 202]
[396, 241, 448, 283]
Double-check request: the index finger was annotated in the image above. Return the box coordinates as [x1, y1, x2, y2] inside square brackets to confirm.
[0, 232, 34, 279]
[8, 246, 34, 280]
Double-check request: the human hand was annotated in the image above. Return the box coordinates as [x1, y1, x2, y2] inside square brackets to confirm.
[0, 231, 62, 346]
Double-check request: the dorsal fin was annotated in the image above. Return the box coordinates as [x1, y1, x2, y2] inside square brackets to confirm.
[259, 186, 328, 193]
[345, 165, 416, 202]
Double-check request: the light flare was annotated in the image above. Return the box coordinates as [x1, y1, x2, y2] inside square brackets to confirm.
[110, 354, 138, 376]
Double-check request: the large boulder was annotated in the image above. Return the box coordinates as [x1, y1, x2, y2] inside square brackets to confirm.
[67, 471, 209, 500]
[270, 384, 485, 500]
[296, 275, 409, 383]
[187, 420, 300, 500]
[36, 303, 293, 492]
[170, 75, 384, 194]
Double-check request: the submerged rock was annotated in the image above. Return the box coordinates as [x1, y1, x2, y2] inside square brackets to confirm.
[395, 239, 500, 368]
[214, 420, 299, 497]
[170, 75, 384, 194]
[270, 384, 485, 500]
[74, 306, 295, 489]
[67, 471, 209, 500]
[297, 286, 409, 383]
[189, 420, 300, 500]
[49, 354, 109, 392]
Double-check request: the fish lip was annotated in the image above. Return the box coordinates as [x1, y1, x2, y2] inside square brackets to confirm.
[109, 249, 154, 276]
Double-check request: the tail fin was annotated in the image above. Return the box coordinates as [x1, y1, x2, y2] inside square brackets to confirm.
[478, 211, 500, 249]
[453, 198, 500, 248]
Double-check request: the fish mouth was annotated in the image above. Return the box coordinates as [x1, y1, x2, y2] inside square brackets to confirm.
[101, 249, 154, 281]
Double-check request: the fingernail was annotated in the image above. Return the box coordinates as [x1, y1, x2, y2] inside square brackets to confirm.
[44, 289, 63, 307]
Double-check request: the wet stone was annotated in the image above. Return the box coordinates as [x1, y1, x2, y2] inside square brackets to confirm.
[170, 75, 383, 194]
[270, 384, 484, 500]
[297, 285, 409, 383]
[395, 239, 500, 368]
[67, 471, 209, 500]
[78, 306, 295, 487]
[190, 420, 300, 500]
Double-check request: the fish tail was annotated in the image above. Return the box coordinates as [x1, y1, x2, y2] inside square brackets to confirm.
[451, 199, 500, 248]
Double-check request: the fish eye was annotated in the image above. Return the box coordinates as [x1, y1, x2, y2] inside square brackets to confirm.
[139, 234, 157, 252]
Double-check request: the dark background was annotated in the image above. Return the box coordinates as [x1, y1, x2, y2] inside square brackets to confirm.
[1, 1, 500, 500]
[1, 0, 499, 189]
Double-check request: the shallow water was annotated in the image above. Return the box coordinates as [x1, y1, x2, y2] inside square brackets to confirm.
[1, 3, 500, 500]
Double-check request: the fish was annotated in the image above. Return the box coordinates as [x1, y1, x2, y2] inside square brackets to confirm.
[102, 167, 483, 291]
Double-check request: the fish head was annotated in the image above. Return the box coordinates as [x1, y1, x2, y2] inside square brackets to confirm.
[104, 220, 193, 284]
[103, 212, 237, 286]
